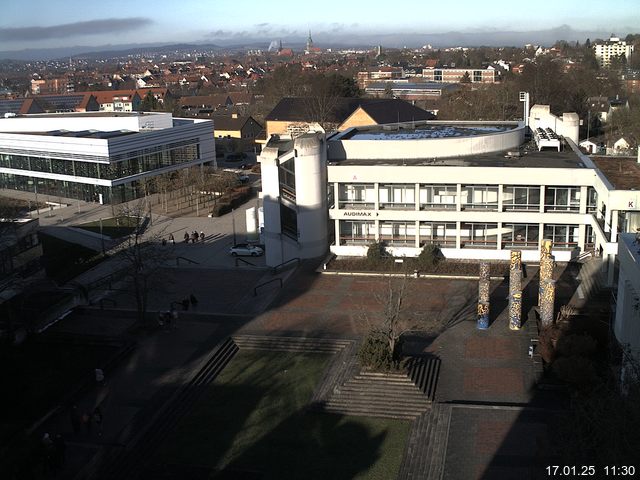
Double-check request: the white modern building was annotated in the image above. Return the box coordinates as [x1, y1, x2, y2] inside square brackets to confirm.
[258, 105, 640, 278]
[615, 233, 640, 383]
[594, 35, 634, 68]
[0, 112, 215, 204]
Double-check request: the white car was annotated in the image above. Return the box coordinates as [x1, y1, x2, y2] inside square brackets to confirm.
[229, 244, 264, 256]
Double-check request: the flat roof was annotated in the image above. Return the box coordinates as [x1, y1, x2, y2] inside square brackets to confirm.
[15, 130, 137, 139]
[343, 124, 513, 141]
[591, 156, 640, 190]
[2, 111, 160, 119]
[329, 141, 588, 169]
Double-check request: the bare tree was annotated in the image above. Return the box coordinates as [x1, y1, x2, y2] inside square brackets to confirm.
[112, 202, 171, 326]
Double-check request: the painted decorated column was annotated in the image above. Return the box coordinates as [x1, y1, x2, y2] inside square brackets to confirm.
[478, 262, 491, 329]
[540, 279, 556, 327]
[508, 250, 523, 330]
[477, 301, 490, 330]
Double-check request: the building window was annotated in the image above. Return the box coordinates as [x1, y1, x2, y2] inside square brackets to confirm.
[587, 187, 598, 213]
[419, 222, 456, 247]
[379, 184, 415, 209]
[473, 70, 482, 82]
[545, 186, 580, 212]
[461, 185, 498, 210]
[503, 186, 540, 211]
[585, 225, 595, 248]
[461, 222, 498, 248]
[280, 204, 298, 239]
[379, 221, 416, 246]
[501, 223, 539, 248]
[339, 220, 375, 245]
[338, 183, 375, 209]
[278, 157, 296, 202]
[419, 184, 457, 210]
[543, 224, 579, 248]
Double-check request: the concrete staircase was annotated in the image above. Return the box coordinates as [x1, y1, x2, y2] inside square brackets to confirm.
[95, 337, 239, 480]
[576, 258, 609, 301]
[318, 371, 432, 420]
[232, 334, 352, 354]
[397, 403, 452, 480]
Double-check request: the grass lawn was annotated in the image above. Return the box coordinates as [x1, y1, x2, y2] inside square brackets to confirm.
[75, 216, 139, 238]
[155, 350, 410, 480]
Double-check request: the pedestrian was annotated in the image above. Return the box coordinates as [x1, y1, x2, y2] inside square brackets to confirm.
[190, 294, 198, 307]
[70, 405, 81, 435]
[92, 406, 103, 436]
[184, 232, 190, 243]
[95, 368, 105, 386]
[192, 231, 198, 243]
[82, 412, 92, 434]
[200, 231, 205, 242]
[169, 233, 175, 245]
[162, 237, 167, 246]
[182, 298, 189, 311]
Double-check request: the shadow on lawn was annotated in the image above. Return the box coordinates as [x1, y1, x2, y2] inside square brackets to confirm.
[216, 411, 388, 480]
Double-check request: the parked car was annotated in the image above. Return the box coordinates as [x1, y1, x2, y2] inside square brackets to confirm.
[229, 244, 264, 256]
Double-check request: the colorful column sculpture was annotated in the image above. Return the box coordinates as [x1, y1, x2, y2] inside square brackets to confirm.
[477, 301, 490, 330]
[540, 279, 556, 327]
[509, 292, 522, 330]
[477, 262, 491, 329]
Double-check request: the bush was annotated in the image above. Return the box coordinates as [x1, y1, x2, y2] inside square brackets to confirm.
[358, 330, 395, 371]
[366, 241, 387, 264]
[416, 243, 441, 268]
[556, 333, 598, 358]
[552, 356, 599, 387]
[210, 202, 232, 217]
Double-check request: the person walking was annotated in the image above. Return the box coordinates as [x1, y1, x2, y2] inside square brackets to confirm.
[70, 405, 81, 435]
[200, 231, 205, 242]
[184, 232, 190, 243]
[92, 406, 103, 436]
[169, 233, 175, 245]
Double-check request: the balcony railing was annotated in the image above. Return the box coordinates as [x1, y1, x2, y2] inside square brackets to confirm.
[461, 239, 498, 248]
[338, 201, 375, 210]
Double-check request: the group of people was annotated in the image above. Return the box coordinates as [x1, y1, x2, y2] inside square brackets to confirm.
[183, 231, 205, 243]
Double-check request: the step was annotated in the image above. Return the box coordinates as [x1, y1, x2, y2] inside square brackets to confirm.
[321, 405, 423, 420]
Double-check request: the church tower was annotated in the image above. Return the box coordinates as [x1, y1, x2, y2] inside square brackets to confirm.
[305, 31, 313, 54]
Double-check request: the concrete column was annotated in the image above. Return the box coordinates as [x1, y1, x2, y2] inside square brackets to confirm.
[415, 220, 420, 248]
[538, 222, 545, 251]
[579, 186, 588, 214]
[456, 221, 462, 249]
[333, 183, 339, 210]
[374, 182, 379, 211]
[456, 184, 462, 212]
[539, 185, 545, 213]
[415, 183, 420, 212]
[497, 222, 502, 250]
[374, 219, 380, 241]
[578, 224, 586, 252]
[335, 218, 340, 246]
[611, 210, 619, 243]
[497, 184, 504, 212]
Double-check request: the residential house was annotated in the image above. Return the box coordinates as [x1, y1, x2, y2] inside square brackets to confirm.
[213, 113, 263, 152]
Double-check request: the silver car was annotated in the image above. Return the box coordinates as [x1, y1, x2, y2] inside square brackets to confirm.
[229, 244, 264, 257]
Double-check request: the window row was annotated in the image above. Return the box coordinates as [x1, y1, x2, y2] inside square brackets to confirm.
[0, 143, 199, 180]
[338, 220, 581, 249]
[337, 184, 597, 213]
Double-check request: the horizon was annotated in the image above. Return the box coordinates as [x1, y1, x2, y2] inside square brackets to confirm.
[1, 0, 639, 58]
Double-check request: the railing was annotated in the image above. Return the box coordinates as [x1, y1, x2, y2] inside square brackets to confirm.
[254, 277, 283, 296]
[544, 205, 580, 212]
[339, 236, 376, 245]
[176, 256, 199, 266]
[272, 257, 300, 275]
[461, 239, 498, 248]
[503, 204, 540, 211]
[501, 240, 539, 249]
[338, 201, 375, 209]
[420, 203, 457, 210]
[379, 203, 416, 210]
[97, 298, 117, 309]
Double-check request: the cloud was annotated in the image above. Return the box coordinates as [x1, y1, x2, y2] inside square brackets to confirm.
[0, 18, 152, 42]
[254, 23, 270, 28]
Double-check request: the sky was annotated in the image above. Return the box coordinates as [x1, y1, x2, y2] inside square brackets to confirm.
[1, 0, 639, 52]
